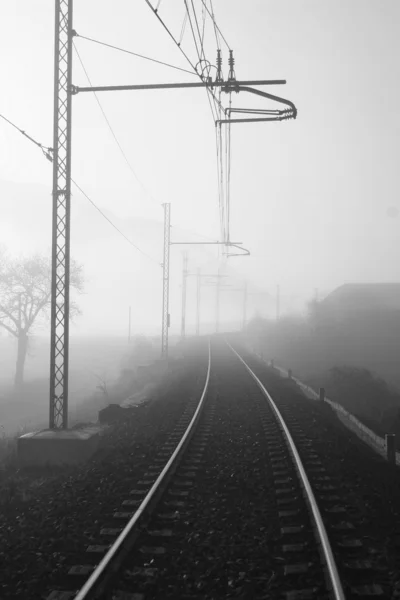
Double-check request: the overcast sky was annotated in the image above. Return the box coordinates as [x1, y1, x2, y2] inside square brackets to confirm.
[1, 0, 399, 336]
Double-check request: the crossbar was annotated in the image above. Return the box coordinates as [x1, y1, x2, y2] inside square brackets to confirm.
[72, 79, 286, 94]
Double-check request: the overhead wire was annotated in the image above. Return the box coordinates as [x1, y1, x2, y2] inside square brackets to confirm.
[225, 107, 232, 242]
[209, 0, 221, 51]
[188, 1, 221, 123]
[1, 110, 215, 256]
[0, 113, 52, 162]
[223, 34, 237, 248]
[73, 41, 161, 209]
[74, 38, 216, 244]
[143, 0, 232, 246]
[143, 0, 224, 114]
[205, 3, 227, 245]
[221, 124, 227, 243]
[75, 33, 196, 76]
[207, 8, 230, 243]
[0, 112, 160, 266]
[202, 4, 229, 175]
[200, 0, 231, 50]
[184, 0, 203, 65]
[71, 180, 160, 264]
[183, 1, 227, 242]
[143, 0, 198, 73]
[189, 0, 206, 62]
[5, 1, 236, 257]
[181, 0, 223, 132]
[178, 12, 189, 45]
[2, 3, 232, 264]
[212, 5, 225, 239]
[194, 1, 228, 243]
[201, 0, 207, 50]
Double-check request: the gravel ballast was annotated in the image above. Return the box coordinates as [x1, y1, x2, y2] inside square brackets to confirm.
[0, 347, 208, 600]
[3, 338, 400, 599]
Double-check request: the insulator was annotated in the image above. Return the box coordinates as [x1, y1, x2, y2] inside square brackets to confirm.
[216, 49, 223, 82]
[227, 50, 236, 82]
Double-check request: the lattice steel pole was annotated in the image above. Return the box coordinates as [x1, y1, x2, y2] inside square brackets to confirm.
[49, 0, 73, 429]
[161, 203, 171, 358]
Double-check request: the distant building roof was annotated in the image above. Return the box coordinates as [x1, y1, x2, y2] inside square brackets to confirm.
[323, 283, 400, 312]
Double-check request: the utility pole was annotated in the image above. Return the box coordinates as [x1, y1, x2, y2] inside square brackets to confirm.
[180, 252, 188, 339]
[276, 284, 280, 322]
[49, 0, 73, 429]
[128, 306, 131, 343]
[161, 203, 171, 359]
[196, 268, 201, 336]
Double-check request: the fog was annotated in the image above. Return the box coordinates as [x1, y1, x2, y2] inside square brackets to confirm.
[1, 1, 400, 432]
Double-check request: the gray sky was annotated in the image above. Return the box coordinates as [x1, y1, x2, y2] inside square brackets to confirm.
[1, 1, 399, 336]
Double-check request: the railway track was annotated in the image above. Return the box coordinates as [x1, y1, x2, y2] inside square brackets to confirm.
[47, 339, 393, 599]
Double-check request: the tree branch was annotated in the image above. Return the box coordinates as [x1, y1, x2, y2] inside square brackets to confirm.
[0, 303, 19, 327]
[0, 319, 18, 337]
[0, 251, 84, 339]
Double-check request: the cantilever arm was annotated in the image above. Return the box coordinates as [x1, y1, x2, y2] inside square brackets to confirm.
[225, 243, 250, 258]
[237, 86, 297, 116]
[217, 85, 297, 124]
[217, 114, 292, 124]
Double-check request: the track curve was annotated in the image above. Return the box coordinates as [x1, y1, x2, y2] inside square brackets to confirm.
[47, 338, 388, 599]
[228, 341, 345, 600]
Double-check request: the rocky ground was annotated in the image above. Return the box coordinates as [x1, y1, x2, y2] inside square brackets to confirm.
[0, 349, 207, 600]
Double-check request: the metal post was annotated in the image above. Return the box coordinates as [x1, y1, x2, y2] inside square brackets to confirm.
[49, 0, 73, 429]
[288, 369, 292, 379]
[161, 203, 171, 359]
[196, 268, 201, 336]
[242, 281, 248, 331]
[128, 306, 131, 343]
[319, 387, 325, 402]
[180, 252, 188, 339]
[386, 434, 396, 465]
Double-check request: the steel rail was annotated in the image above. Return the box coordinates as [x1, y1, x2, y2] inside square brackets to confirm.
[227, 342, 346, 600]
[74, 340, 212, 600]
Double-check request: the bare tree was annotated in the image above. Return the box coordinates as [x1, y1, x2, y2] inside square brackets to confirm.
[0, 247, 84, 389]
